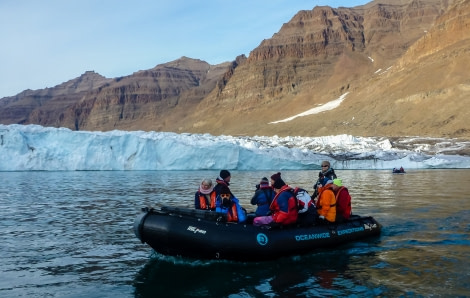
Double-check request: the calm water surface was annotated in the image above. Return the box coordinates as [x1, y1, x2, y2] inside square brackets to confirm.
[0, 170, 469, 297]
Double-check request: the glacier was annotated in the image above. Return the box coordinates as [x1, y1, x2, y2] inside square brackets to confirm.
[1, 124, 469, 171]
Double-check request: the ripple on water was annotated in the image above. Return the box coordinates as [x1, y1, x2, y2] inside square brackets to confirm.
[0, 170, 469, 297]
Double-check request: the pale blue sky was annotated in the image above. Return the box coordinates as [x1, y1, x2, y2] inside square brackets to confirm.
[0, 0, 369, 98]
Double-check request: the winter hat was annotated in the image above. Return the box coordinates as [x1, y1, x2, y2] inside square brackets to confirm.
[270, 172, 281, 181]
[324, 179, 333, 186]
[260, 177, 269, 186]
[333, 178, 342, 187]
[273, 178, 286, 189]
[220, 170, 231, 180]
[219, 184, 231, 195]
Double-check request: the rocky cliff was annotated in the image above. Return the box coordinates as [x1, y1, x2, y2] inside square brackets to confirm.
[1, 0, 468, 139]
[0, 71, 111, 125]
[62, 57, 232, 131]
[177, 0, 467, 138]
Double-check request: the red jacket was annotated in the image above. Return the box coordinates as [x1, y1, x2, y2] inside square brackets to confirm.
[335, 186, 351, 220]
[270, 185, 298, 225]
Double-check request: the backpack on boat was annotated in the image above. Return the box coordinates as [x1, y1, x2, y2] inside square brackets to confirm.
[293, 187, 318, 226]
[293, 187, 313, 214]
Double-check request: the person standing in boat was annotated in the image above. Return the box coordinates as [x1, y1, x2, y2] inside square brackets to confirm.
[312, 161, 337, 198]
[331, 178, 351, 223]
[253, 174, 298, 226]
[251, 177, 275, 216]
[194, 178, 217, 211]
[315, 178, 336, 223]
[214, 170, 232, 196]
[216, 185, 246, 223]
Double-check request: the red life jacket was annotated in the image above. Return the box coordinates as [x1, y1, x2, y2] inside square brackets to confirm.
[271, 185, 298, 225]
[198, 192, 217, 210]
[335, 186, 351, 220]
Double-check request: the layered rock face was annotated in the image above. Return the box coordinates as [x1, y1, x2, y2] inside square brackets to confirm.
[0, 58, 231, 131]
[0, 71, 111, 125]
[1, 0, 468, 138]
[355, 0, 470, 137]
[62, 57, 232, 131]
[182, 0, 465, 137]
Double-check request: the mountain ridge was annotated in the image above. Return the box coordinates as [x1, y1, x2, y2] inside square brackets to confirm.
[1, 0, 469, 139]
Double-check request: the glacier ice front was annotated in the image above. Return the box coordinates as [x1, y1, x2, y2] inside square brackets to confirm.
[0, 124, 469, 171]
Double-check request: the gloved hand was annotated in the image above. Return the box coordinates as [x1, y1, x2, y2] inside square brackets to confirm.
[319, 215, 325, 220]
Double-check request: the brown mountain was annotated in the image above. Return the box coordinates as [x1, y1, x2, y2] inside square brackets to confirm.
[0, 71, 112, 125]
[1, 0, 469, 139]
[60, 57, 233, 131]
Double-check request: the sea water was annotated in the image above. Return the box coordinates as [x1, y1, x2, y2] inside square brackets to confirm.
[0, 170, 469, 297]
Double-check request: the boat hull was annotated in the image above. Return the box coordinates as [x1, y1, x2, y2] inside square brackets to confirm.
[134, 206, 382, 262]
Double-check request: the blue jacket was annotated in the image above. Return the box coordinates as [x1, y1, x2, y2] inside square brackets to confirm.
[251, 187, 275, 216]
[216, 196, 246, 223]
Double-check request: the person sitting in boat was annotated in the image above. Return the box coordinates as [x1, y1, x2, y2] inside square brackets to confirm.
[215, 185, 247, 223]
[315, 178, 336, 224]
[253, 174, 298, 226]
[214, 169, 232, 196]
[269, 172, 281, 187]
[312, 161, 337, 198]
[194, 178, 217, 211]
[331, 178, 351, 223]
[251, 177, 275, 216]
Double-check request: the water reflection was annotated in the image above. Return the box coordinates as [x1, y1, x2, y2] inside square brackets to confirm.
[133, 244, 386, 297]
[0, 169, 469, 297]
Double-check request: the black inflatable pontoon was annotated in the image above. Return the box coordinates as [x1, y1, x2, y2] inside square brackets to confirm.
[134, 206, 381, 262]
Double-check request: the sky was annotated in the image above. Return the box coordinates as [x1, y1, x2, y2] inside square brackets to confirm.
[0, 0, 371, 99]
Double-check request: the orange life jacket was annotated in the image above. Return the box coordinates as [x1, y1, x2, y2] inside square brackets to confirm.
[226, 203, 239, 222]
[198, 192, 217, 210]
[316, 185, 336, 222]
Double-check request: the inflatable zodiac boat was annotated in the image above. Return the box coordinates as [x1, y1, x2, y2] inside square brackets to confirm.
[134, 206, 382, 262]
